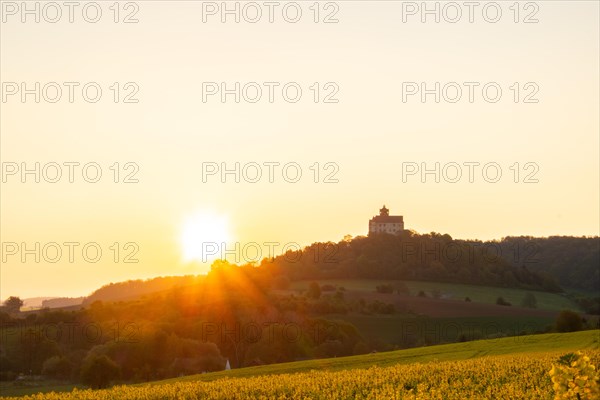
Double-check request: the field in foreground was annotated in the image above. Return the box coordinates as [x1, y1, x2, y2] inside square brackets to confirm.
[2, 330, 598, 399]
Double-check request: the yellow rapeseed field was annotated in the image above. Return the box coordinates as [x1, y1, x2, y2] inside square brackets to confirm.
[7, 350, 599, 400]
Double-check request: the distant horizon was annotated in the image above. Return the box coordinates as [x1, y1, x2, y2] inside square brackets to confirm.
[4, 229, 598, 300]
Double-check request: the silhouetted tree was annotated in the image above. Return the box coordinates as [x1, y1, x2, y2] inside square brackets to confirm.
[3, 296, 23, 313]
[80, 355, 120, 389]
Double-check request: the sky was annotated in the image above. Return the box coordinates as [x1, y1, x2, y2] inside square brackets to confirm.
[1, 1, 599, 299]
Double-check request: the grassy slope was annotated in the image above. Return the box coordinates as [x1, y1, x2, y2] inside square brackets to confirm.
[2, 330, 598, 397]
[290, 279, 581, 311]
[149, 330, 599, 385]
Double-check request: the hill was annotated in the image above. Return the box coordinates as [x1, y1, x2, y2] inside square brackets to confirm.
[261, 232, 563, 292]
[82, 275, 205, 305]
[41, 297, 84, 309]
[499, 236, 600, 292]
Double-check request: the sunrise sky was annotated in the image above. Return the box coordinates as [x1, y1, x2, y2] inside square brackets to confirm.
[1, 1, 599, 299]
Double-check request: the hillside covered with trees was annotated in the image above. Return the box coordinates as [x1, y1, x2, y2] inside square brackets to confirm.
[498, 236, 599, 292]
[260, 231, 563, 292]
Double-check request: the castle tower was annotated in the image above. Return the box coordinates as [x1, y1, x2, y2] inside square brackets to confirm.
[379, 205, 389, 217]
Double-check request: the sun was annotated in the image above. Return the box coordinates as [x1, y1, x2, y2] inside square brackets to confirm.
[180, 210, 232, 264]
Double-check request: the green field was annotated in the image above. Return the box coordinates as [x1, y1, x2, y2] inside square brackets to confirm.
[290, 279, 582, 311]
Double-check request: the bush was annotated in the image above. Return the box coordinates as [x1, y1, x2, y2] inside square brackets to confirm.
[80, 354, 120, 389]
[458, 334, 470, 342]
[464, 297, 471, 302]
[555, 310, 583, 332]
[496, 297, 511, 306]
[417, 290, 427, 298]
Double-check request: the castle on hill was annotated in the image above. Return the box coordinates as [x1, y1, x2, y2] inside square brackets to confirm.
[368, 205, 404, 235]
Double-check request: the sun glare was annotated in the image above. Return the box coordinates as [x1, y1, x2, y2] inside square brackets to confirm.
[181, 210, 232, 263]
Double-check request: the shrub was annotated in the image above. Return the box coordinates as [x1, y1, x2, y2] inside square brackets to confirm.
[367, 300, 395, 314]
[80, 354, 120, 389]
[496, 297, 511, 306]
[555, 310, 583, 332]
